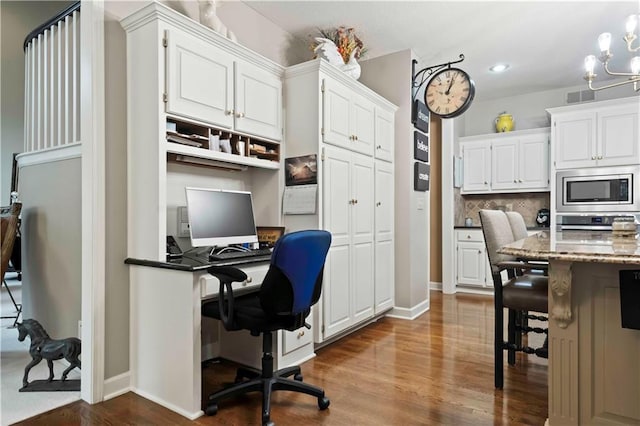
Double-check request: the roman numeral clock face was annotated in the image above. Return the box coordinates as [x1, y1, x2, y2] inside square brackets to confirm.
[424, 68, 476, 119]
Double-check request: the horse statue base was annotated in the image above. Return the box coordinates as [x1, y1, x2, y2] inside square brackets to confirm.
[17, 319, 81, 391]
[19, 379, 80, 392]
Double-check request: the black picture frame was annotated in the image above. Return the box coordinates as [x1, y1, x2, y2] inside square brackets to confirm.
[285, 154, 318, 186]
[411, 100, 429, 133]
[414, 162, 430, 191]
[413, 131, 429, 162]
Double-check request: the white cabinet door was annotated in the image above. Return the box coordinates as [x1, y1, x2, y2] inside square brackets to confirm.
[491, 139, 518, 190]
[461, 141, 491, 192]
[456, 241, 486, 287]
[374, 159, 394, 314]
[323, 79, 352, 149]
[323, 79, 375, 156]
[322, 146, 374, 338]
[166, 30, 233, 129]
[519, 134, 549, 189]
[351, 94, 375, 156]
[234, 62, 282, 141]
[375, 107, 394, 162]
[598, 105, 640, 167]
[351, 153, 374, 323]
[554, 112, 597, 169]
[323, 148, 352, 338]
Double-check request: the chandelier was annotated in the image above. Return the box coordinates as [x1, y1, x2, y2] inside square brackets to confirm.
[584, 14, 640, 91]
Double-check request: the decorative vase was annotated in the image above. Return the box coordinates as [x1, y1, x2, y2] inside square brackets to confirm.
[495, 112, 514, 132]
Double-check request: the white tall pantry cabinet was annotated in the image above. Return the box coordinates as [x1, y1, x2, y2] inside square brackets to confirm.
[283, 59, 397, 343]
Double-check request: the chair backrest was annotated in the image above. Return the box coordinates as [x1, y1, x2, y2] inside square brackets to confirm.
[479, 209, 516, 274]
[1, 203, 22, 280]
[259, 230, 331, 316]
[505, 211, 528, 240]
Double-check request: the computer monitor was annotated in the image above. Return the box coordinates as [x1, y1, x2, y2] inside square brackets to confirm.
[185, 187, 258, 248]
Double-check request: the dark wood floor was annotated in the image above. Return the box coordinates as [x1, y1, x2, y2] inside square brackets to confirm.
[15, 291, 547, 425]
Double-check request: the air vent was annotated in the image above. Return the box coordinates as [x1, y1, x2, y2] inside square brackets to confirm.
[566, 90, 595, 104]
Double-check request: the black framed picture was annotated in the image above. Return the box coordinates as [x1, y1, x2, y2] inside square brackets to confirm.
[414, 162, 430, 191]
[411, 100, 429, 133]
[285, 154, 317, 186]
[413, 131, 429, 162]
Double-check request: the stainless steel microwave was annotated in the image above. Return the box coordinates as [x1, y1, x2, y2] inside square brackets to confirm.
[556, 166, 640, 213]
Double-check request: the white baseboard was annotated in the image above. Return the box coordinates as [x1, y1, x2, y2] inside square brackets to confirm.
[386, 298, 430, 320]
[103, 371, 131, 401]
[430, 281, 442, 291]
[131, 387, 203, 420]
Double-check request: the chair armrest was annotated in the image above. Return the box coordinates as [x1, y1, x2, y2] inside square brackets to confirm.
[206, 266, 248, 329]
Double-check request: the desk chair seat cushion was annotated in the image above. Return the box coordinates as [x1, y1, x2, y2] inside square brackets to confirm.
[201, 290, 308, 334]
[502, 274, 549, 314]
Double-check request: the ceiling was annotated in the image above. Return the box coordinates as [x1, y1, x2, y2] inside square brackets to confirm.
[243, 1, 640, 102]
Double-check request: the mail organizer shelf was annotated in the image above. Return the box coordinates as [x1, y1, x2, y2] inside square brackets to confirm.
[166, 117, 280, 170]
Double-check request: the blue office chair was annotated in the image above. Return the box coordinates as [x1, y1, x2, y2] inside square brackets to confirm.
[201, 230, 332, 426]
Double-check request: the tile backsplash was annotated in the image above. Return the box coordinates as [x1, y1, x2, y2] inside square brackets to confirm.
[456, 192, 550, 227]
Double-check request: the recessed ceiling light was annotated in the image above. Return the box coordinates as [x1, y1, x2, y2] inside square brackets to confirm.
[490, 64, 510, 73]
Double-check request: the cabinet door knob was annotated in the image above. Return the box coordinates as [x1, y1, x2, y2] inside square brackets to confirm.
[518, 179, 523, 183]
[377, 145, 382, 149]
[246, 276, 252, 283]
[598, 155, 603, 159]
[467, 235, 471, 239]
[354, 135, 358, 140]
[513, 180, 517, 183]
[592, 156, 596, 160]
[236, 112, 245, 118]
[484, 181, 488, 185]
[354, 199, 358, 204]
[376, 201, 381, 206]
[225, 109, 234, 116]
[297, 330, 305, 338]
[478, 250, 482, 254]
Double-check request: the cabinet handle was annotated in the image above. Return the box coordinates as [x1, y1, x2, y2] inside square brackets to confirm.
[376, 201, 381, 206]
[225, 109, 234, 116]
[297, 330, 305, 338]
[236, 112, 245, 118]
[377, 145, 382, 149]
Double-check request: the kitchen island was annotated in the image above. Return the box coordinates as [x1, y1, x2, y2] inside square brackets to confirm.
[500, 231, 640, 426]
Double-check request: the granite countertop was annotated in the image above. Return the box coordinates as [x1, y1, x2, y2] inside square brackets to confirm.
[499, 230, 640, 264]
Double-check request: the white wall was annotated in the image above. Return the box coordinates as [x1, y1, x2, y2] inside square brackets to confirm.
[360, 50, 430, 316]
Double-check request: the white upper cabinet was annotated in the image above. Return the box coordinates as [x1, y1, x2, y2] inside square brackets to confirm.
[461, 128, 550, 194]
[549, 97, 639, 169]
[374, 107, 394, 162]
[323, 78, 375, 156]
[166, 29, 234, 129]
[165, 29, 282, 142]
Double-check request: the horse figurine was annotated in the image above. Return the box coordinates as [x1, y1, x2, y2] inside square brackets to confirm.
[17, 319, 81, 388]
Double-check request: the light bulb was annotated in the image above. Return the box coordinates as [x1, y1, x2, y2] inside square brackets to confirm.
[626, 14, 638, 35]
[598, 32, 612, 52]
[584, 55, 597, 74]
[631, 56, 640, 74]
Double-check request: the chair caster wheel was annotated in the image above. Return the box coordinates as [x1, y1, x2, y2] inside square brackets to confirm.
[293, 373, 303, 381]
[205, 404, 218, 416]
[318, 396, 330, 410]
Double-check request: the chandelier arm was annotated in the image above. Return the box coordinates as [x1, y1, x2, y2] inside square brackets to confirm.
[602, 61, 640, 77]
[587, 76, 640, 91]
[624, 34, 640, 52]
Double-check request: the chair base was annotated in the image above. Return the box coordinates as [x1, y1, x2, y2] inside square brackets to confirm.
[204, 332, 329, 426]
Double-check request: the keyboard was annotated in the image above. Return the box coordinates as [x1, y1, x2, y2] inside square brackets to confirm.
[208, 248, 272, 261]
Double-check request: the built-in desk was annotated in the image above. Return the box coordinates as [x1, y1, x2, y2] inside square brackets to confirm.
[499, 231, 640, 426]
[125, 255, 315, 419]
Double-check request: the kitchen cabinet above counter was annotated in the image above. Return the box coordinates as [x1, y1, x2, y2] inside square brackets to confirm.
[459, 128, 550, 194]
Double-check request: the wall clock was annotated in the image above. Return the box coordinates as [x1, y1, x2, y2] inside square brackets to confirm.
[424, 67, 475, 118]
